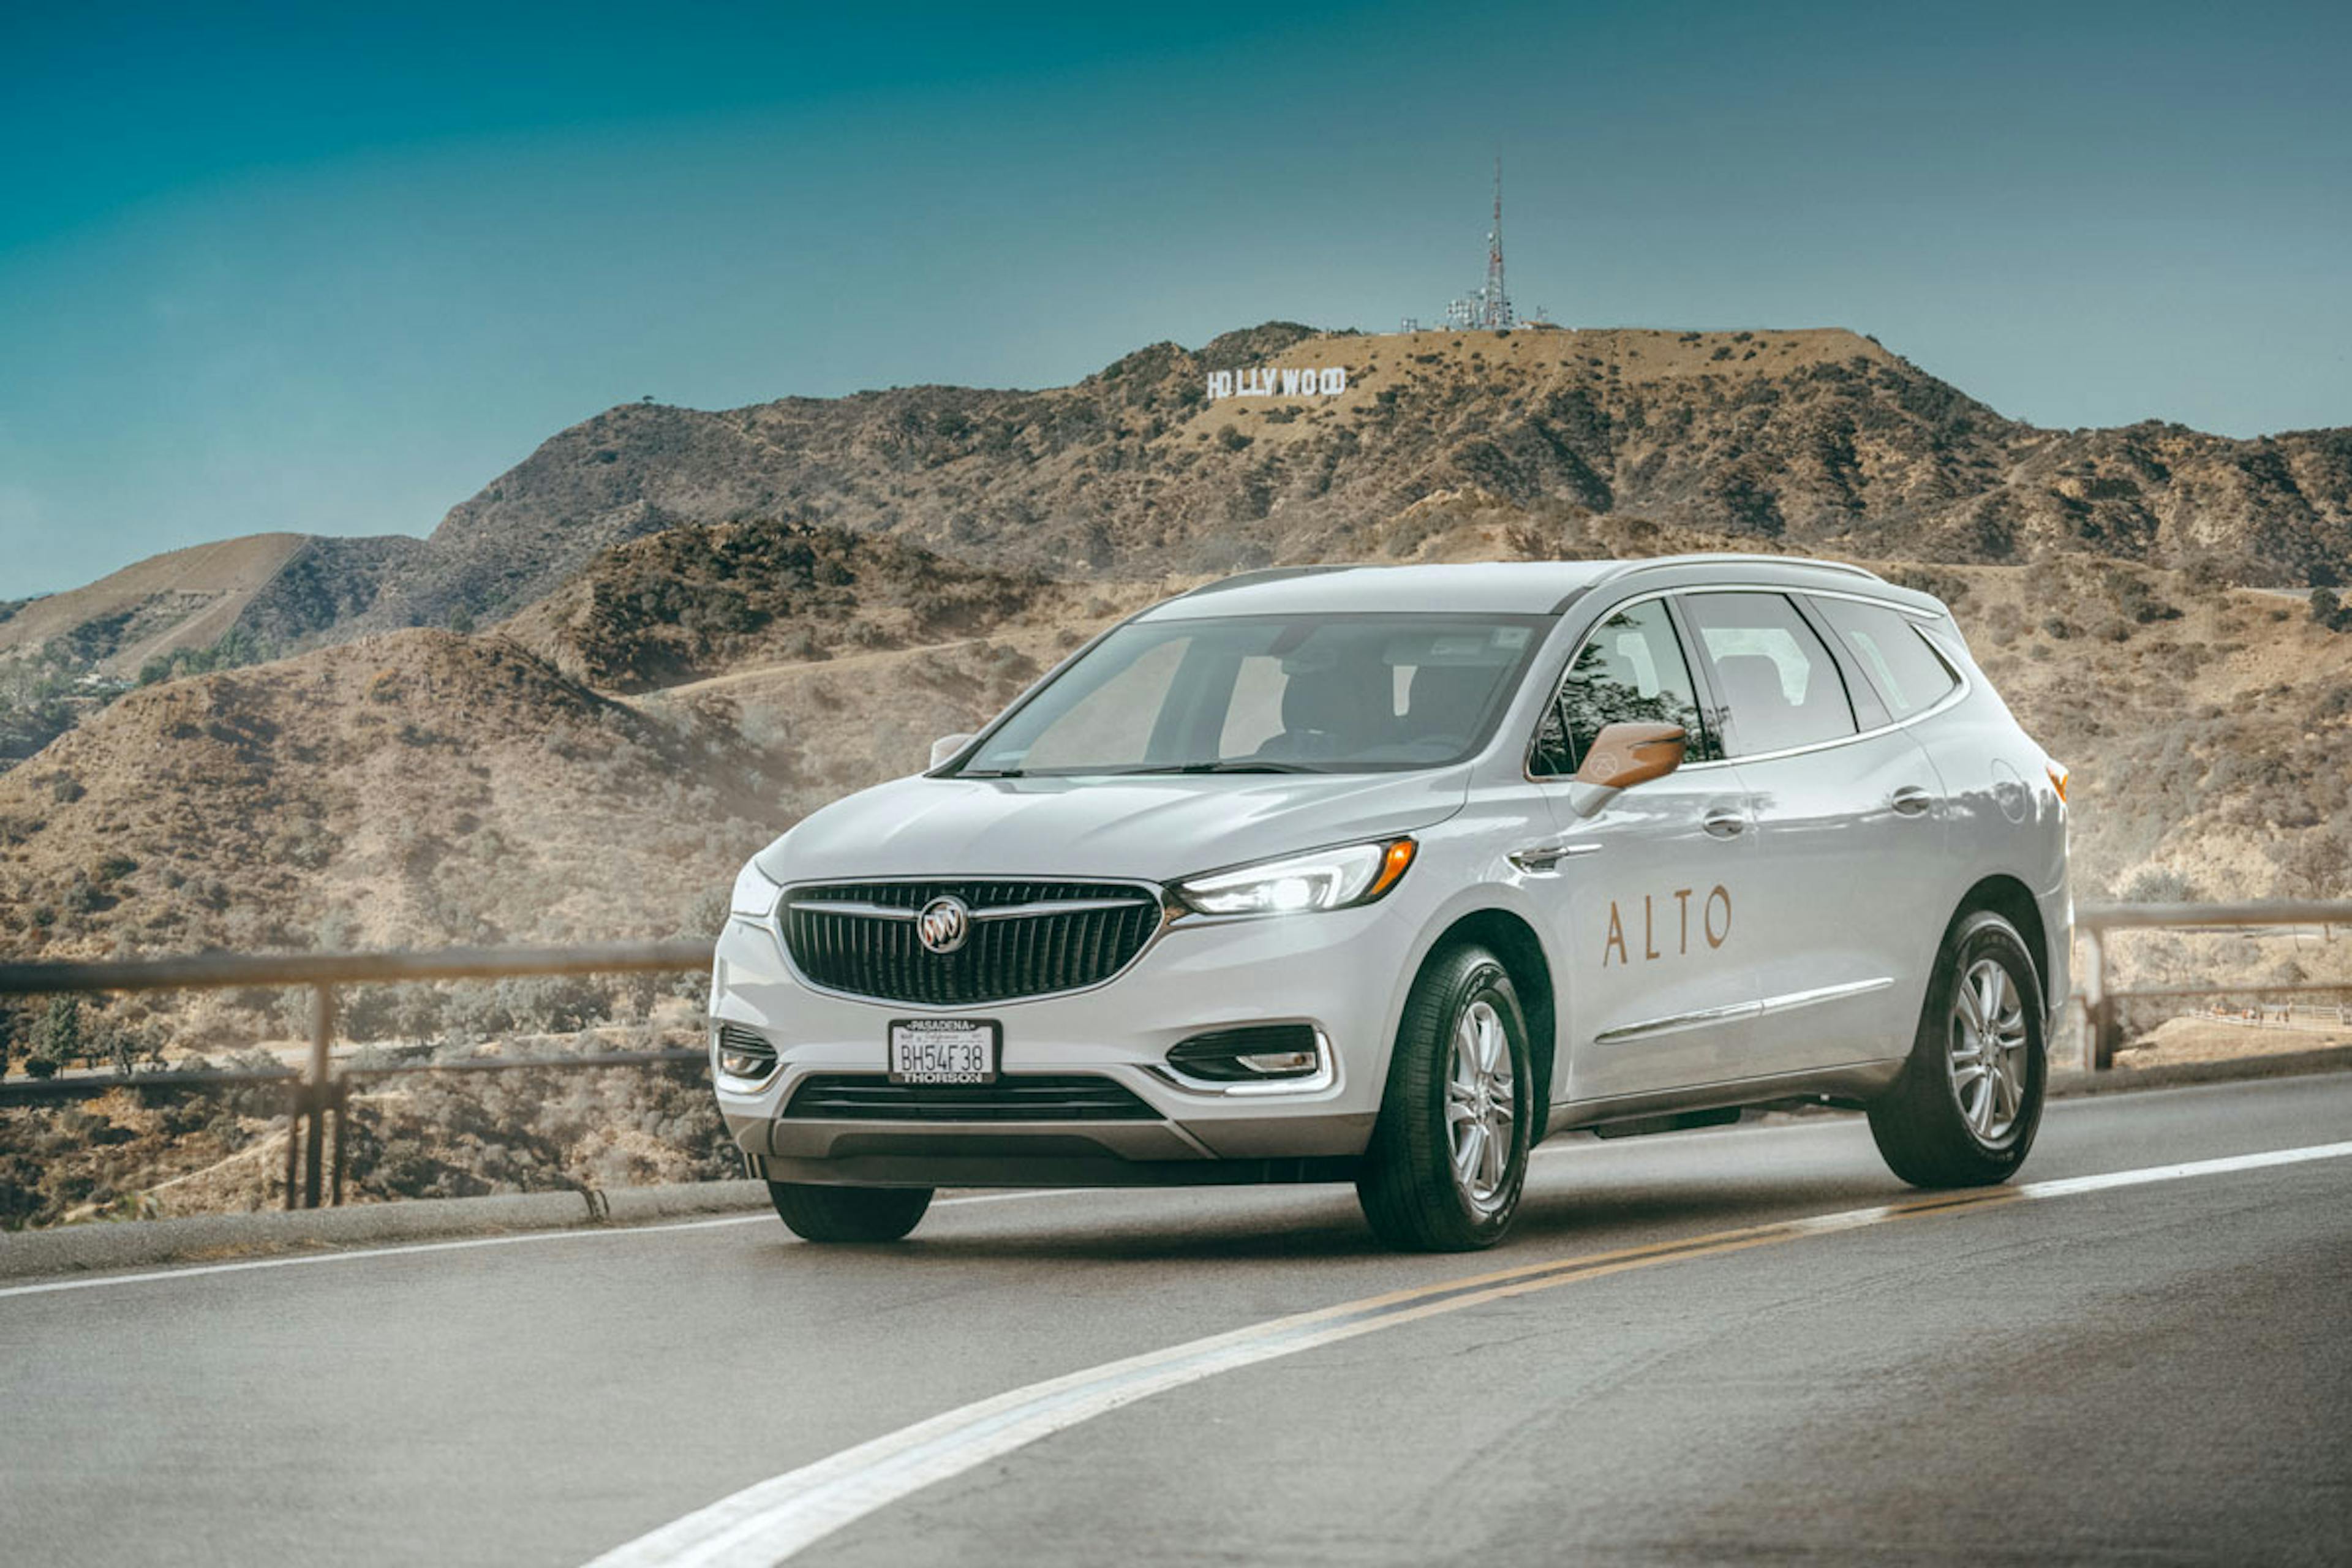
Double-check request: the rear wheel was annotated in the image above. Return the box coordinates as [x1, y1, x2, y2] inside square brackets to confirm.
[1868, 910, 2046, 1188]
[1357, 944, 1532, 1252]
[767, 1182, 933, 1243]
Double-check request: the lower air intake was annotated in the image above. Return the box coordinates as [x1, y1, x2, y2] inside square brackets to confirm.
[781, 1074, 1161, 1122]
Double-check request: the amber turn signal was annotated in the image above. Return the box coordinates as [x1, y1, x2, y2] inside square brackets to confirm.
[2046, 761, 2070, 805]
[1368, 837, 1418, 899]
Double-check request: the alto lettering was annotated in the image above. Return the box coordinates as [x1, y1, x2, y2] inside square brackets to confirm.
[1604, 886, 1732, 967]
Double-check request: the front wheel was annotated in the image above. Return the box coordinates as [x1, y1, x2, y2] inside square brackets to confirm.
[1868, 910, 2047, 1188]
[767, 1182, 933, 1243]
[1357, 944, 1534, 1252]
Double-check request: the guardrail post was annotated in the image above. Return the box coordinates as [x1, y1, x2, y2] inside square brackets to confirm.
[330, 1079, 350, 1207]
[2078, 928, 2112, 1072]
[300, 985, 336, 1210]
[281, 1079, 304, 1210]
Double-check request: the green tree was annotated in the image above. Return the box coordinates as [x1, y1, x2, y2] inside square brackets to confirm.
[32, 997, 86, 1070]
[2312, 587, 2341, 628]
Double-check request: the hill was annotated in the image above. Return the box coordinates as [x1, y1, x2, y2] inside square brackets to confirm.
[0, 632, 786, 979]
[9, 323, 2345, 722]
[0, 534, 313, 675]
[502, 518, 1044, 691]
[0, 526, 1077, 1027]
[337, 323, 2351, 632]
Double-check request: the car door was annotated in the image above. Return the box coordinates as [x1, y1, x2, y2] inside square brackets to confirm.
[1675, 589, 1946, 1077]
[1523, 595, 1761, 1104]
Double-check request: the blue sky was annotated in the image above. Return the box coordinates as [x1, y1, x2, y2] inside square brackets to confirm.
[4, 1, 2348, 596]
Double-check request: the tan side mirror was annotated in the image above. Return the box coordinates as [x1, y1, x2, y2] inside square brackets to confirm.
[929, 733, 977, 769]
[1573, 723, 1687, 790]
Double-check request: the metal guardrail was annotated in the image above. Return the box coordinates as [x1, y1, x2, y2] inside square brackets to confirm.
[5, 902, 2348, 1209]
[0, 940, 716, 1210]
[2074, 901, 2352, 1070]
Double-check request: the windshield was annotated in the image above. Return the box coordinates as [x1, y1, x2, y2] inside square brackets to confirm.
[954, 612, 1550, 777]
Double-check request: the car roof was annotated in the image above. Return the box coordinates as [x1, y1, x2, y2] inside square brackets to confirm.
[1138, 555, 1927, 622]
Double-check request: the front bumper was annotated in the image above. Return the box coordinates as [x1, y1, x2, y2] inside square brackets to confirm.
[709, 900, 1415, 1187]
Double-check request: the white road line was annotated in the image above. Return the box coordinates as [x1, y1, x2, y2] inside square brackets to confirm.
[580, 1140, 2352, 1568]
[0, 1189, 1080, 1301]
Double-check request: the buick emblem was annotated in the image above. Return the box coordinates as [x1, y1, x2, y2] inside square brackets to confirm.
[917, 895, 971, 955]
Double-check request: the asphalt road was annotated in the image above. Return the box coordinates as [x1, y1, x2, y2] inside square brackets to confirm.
[3, 1074, 2348, 1567]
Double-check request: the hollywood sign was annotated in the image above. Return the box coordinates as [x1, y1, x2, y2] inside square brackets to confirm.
[1207, 366, 1349, 401]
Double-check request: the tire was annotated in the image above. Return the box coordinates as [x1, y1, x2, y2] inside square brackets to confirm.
[1868, 910, 2047, 1188]
[1357, 944, 1534, 1252]
[767, 1182, 933, 1243]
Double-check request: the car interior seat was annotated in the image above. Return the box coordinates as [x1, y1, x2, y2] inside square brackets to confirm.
[1256, 659, 1399, 761]
[1402, 662, 1502, 751]
[1713, 654, 1796, 748]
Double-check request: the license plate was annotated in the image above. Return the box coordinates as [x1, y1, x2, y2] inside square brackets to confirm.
[888, 1018, 1000, 1085]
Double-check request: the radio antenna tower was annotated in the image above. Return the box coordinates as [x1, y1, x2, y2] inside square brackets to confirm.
[1483, 157, 1513, 329]
[1436, 159, 1520, 332]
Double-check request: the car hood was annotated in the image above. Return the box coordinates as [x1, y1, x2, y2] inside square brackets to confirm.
[757, 768, 1472, 886]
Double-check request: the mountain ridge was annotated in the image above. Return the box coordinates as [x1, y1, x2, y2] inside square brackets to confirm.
[374, 322, 2346, 627]
[10, 323, 2346, 666]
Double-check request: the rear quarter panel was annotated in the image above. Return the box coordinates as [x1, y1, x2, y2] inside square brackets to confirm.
[1908, 627, 2072, 1020]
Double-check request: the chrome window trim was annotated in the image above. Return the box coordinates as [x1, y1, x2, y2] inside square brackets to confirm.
[770, 876, 1170, 1008]
[1523, 582, 1974, 781]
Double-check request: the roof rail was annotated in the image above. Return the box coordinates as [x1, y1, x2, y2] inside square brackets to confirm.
[1178, 564, 1368, 598]
[1588, 552, 1883, 589]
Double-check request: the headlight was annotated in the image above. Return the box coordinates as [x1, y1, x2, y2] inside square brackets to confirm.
[1171, 838, 1417, 919]
[730, 858, 783, 919]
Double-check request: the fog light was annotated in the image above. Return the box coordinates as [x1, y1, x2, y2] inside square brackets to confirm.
[1167, 1025, 1322, 1082]
[716, 1023, 780, 1082]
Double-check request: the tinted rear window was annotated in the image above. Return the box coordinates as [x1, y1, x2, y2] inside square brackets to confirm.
[1811, 597, 1960, 720]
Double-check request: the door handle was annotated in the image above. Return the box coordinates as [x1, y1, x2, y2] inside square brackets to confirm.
[1702, 809, 1746, 839]
[1510, 840, 1601, 873]
[1891, 785, 1937, 818]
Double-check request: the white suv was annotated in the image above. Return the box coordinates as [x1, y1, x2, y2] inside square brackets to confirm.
[710, 556, 2070, 1251]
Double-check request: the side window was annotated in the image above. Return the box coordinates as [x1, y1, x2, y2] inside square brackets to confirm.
[1679, 592, 1857, 758]
[1809, 597, 1960, 720]
[1530, 599, 1708, 778]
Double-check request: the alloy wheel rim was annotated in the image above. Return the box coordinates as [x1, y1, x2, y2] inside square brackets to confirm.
[1949, 957, 2028, 1144]
[1446, 997, 1518, 1213]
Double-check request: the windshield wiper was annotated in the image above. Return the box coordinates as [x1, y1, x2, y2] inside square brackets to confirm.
[1124, 760, 1330, 775]
[956, 767, 1026, 778]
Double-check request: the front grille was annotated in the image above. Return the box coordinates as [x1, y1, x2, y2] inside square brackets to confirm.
[782, 1074, 1160, 1121]
[778, 880, 1163, 1005]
